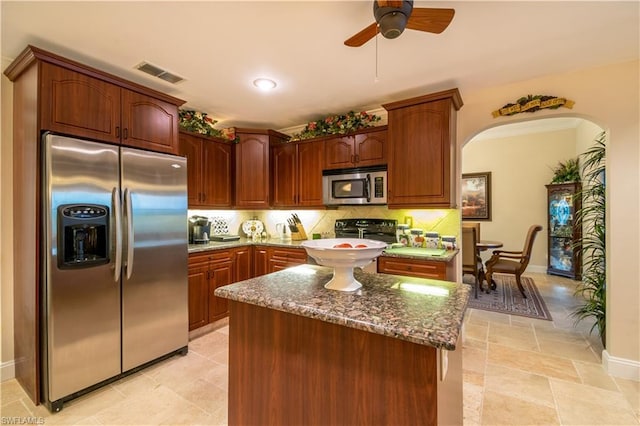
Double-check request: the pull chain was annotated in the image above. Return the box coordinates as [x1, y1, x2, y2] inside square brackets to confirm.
[375, 28, 379, 82]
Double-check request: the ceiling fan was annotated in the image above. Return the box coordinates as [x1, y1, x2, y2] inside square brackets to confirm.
[344, 0, 455, 47]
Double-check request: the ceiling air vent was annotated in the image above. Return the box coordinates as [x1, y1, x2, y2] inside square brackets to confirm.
[135, 61, 185, 84]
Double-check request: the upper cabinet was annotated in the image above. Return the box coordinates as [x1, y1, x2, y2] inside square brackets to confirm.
[4, 45, 184, 155]
[271, 139, 324, 208]
[39, 62, 180, 154]
[235, 128, 289, 208]
[324, 127, 387, 170]
[179, 131, 233, 208]
[383, 89, 462, 208]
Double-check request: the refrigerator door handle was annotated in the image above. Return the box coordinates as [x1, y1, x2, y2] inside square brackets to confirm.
[112, 187, 123, 282]
[124, 188, 134, 280]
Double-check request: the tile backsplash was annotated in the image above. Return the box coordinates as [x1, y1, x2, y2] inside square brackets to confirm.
[189, 207, 461, 240]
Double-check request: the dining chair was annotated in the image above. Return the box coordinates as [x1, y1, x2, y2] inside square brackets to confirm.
[462, 222, 481, 242]
[461, 227, 480, 298]
[485, 225, 543, 298]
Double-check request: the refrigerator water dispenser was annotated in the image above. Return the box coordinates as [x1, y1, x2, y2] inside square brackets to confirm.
[57, 204, 109, 268]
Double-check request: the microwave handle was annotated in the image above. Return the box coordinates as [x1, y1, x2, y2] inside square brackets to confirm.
[365, 174, 371, 203]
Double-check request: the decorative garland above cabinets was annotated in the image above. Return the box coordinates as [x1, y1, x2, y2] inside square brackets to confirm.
[492, 95, 575, 118]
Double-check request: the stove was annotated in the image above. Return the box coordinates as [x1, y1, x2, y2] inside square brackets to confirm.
[334, 218, 397, 244]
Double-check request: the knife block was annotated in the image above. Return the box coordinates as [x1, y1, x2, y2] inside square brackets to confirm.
[291, 223, 308, 241]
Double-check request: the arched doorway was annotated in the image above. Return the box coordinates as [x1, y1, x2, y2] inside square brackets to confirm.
[460, 115, 606, 343]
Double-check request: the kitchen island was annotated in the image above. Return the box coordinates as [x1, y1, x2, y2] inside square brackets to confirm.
[215, 265, 470, 426]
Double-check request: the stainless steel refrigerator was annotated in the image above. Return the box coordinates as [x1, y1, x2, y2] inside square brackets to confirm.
[42, 133, 188, 411]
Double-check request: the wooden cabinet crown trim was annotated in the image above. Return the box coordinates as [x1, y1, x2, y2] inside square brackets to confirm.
[179, 129, 233, 145]
[4, 45, 185, 106]
[235, 127, 290, 140]
[382, 88, 462, 111]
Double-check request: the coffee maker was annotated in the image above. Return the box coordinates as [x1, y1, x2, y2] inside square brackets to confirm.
[188, 216, 211, 244]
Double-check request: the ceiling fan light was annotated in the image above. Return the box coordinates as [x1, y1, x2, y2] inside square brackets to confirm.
[378, 12, 407, 39]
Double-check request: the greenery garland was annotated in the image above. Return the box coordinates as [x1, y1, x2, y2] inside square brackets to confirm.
[290, 111, 381, 141]
[179, 109, 237, 142]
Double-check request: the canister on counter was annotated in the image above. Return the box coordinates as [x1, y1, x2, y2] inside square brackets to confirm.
[441, 235, 457, 250]
[410, 228, 425, 247]
[425, 232, 440, 249]
[396, 224, 410, 246]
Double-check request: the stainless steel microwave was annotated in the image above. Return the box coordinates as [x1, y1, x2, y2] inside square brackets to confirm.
[322, 166, 387, 205]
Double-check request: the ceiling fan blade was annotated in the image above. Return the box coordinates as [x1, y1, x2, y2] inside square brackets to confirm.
[377, 0, 404, 7]
[406, 8, 455, 34]
[344, 22, 379, 47]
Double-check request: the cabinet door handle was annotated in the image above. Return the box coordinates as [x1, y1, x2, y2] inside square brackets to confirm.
[123, 128, 129, 140]
[351, 154, 355, 163]
[202, 193, 206, 202]
[355, 154, 360, 163]
[115, 126, 120, 138]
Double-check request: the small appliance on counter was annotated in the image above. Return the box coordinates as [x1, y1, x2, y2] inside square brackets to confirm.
[189, 215, 211, 244]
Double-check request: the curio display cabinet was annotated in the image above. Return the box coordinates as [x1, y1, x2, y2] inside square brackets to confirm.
[546, 182, 582, 279]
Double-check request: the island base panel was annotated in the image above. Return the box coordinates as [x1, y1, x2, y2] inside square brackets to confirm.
[227, 301, 438, 426]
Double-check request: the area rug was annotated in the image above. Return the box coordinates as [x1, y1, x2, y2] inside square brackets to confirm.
[464, 273, 553, 321]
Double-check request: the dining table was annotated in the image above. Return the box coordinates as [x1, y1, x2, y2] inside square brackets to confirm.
[476, 240, 503, 292]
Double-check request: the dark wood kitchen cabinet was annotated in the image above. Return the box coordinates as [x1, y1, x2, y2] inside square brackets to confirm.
[268, 247, 308, 272]
[324, 127, 387, 170]
[252, 246, 307, 277]
[253, 246, 269, 277]
[383, 89, 462, 208]
[378, 256, 453, 281]
[234, 246, 253, 282]
[271, 139, 324, 208]
[4, 45, 185, 404]
[234, 128, 289, 208]
[189, 248, 250, 329]
[179, 131, 233, 208]
[40, 61, 181, 154]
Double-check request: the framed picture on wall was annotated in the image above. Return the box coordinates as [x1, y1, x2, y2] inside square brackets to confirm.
[462, 172, 492, 221]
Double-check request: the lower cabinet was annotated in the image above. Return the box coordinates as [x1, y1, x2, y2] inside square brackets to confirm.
[377, 256, 451, 281]
[188, 248, 237, 331]
[253, 246, 307, 277]
[188, 245, 308, 330]
[268, 247, 308, 273]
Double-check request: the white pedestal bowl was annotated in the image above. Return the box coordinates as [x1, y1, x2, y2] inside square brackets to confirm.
[300, 238, 388, 291]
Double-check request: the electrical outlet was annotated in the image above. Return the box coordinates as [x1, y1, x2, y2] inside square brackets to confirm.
[404, 216, 413, 227]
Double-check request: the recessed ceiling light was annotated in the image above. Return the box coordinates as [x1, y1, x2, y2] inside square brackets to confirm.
[253, 78, 277, 90]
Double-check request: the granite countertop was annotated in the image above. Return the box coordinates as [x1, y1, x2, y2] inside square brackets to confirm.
[188, 238, 308, 253]
[215, 265, 469, 350]
[189, 239, 458, 262]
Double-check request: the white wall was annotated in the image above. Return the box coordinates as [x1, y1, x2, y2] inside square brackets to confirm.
[457, 60, 640, 377]
[462, 127, 578, 271]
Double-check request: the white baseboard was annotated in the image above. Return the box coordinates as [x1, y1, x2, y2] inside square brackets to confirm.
[526, 264, 547, 274]
[1, 359, 16, 382]
[603, 350, 640, 381]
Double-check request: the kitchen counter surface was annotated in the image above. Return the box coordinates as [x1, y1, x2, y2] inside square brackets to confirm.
[189, 239, 458, 262]
[215, 265, 469, 350]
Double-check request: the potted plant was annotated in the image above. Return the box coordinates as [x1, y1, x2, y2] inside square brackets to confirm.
[550, 157, 581, 183]
[572, 131, 606, 346]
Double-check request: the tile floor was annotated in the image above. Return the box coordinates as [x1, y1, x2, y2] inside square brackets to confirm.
[1, 272, 639, 425]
